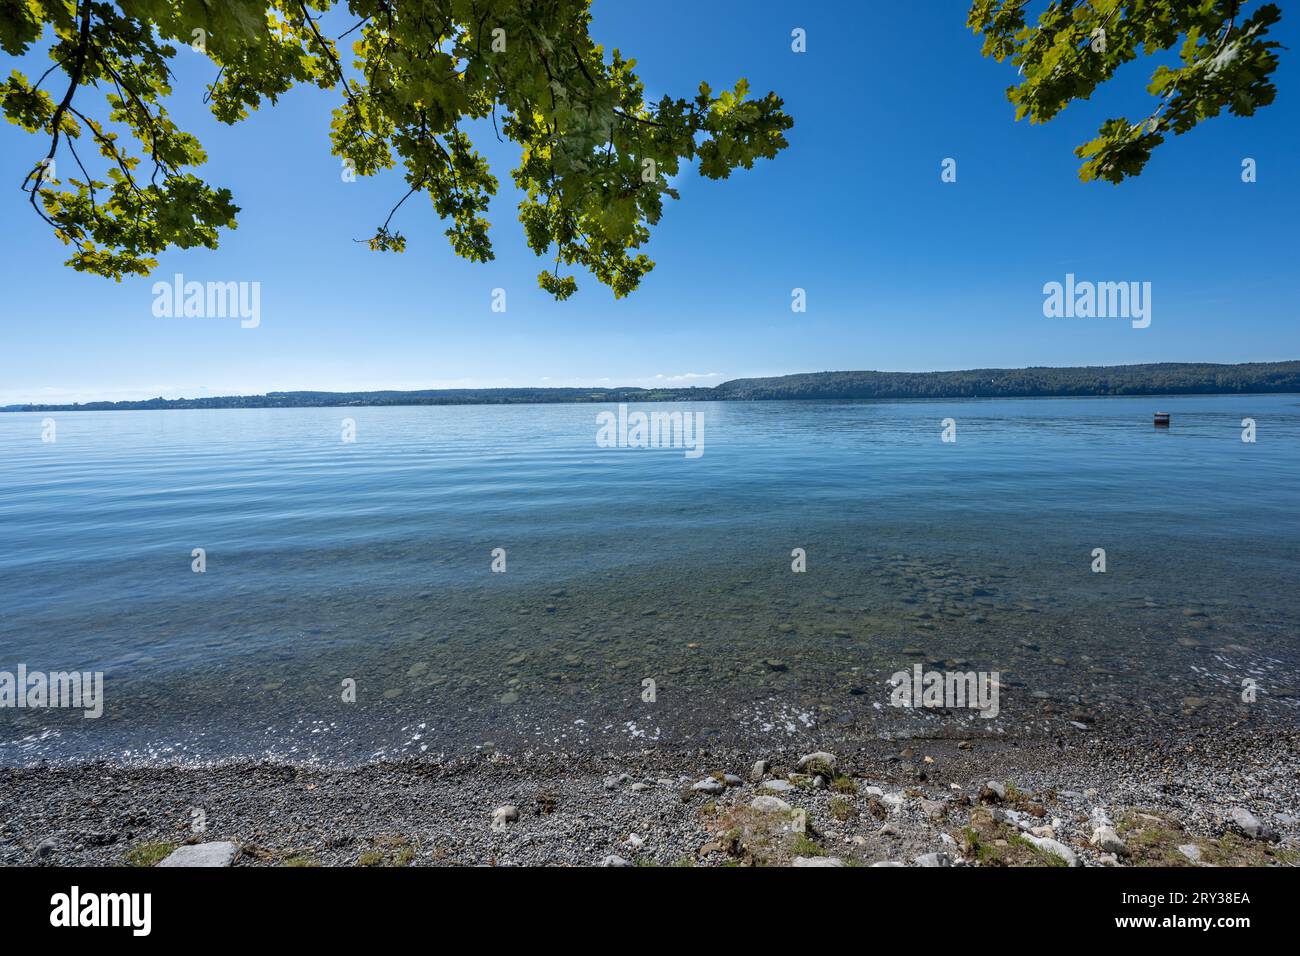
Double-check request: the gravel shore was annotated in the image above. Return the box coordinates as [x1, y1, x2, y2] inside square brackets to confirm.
[3, 726, 1297, 867]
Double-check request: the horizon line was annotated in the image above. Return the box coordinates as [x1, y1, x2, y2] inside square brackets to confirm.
[6, 359, 1300, 411]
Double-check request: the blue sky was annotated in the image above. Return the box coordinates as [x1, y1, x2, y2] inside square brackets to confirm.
[1, 0, 1297, 404]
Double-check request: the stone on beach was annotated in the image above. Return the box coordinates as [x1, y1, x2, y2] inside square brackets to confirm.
[793, 856, 844, 867]
[980, 781, 1007, 802]
[491, 805, 519, 831]
[692, 778, 725, 795]
[1020, 834, 1080, 867]
[1229, 807, 1279, 842]
[796, 751, 838, 776]
[1090, 825, 1126, 855]
[158, 841, 239, 867]
[750, 795, 792, 813]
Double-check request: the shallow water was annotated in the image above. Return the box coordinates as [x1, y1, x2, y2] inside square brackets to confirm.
[1, 395, 1297, 764]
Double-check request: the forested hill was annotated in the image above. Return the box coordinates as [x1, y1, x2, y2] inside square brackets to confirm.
[5, 362, 1299, 412]
[713, 362, 1300, 401]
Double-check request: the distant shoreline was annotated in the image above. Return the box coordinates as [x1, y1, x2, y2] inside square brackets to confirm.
[5, 361, 1299, 412]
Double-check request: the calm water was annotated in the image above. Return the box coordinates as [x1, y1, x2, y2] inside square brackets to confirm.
[1, 395, 1298, 764]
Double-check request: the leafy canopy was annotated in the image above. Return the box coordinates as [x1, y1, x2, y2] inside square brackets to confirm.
[0, 1, 793, 296]
[968, 0, 1282, 183]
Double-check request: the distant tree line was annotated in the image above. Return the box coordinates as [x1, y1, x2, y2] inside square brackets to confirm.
[713, 362, 1300, 401]
[7, 362, 1299, 412]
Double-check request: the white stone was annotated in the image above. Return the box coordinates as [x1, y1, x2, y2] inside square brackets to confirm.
[913, 851, 952, 867]
[1177, 844, 1203, 863]
[1090, 825, 1126, 855]
[1229, 806, 1278, 841]
[158, 842, 238, 868]
[491, 805, 519, 831]
[1021, 834, 1080, 867]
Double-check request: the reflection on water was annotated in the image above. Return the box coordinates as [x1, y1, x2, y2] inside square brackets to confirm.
[1, 395, 1297, 763]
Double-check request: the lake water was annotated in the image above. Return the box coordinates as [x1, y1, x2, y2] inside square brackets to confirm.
[2, 395, 1297, 764]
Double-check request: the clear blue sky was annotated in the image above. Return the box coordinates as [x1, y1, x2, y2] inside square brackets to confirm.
[2, 1, 1297, 404]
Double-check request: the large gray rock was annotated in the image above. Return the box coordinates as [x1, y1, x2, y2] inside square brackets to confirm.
[158, 841, 239, 868]
[1090, 825, 1127, 855]
[1021, 834, 1080, 867]
[750, 795, 792, 814]
[691, 778, 725, 795]
[491, 805, 519, 831]
[1229, 807, 1279, 842]
[761, 779, 796, 792]
[792, 856, 844, 867]
[796, 751, 838, 776]
[913, 851, 952, 867]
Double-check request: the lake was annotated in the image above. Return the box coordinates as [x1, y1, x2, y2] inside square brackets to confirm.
[2, 394, 1297, 764]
